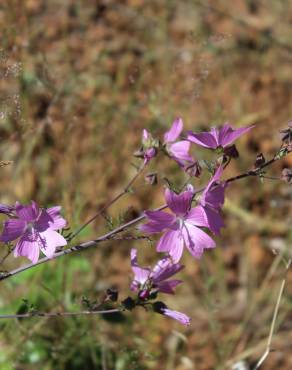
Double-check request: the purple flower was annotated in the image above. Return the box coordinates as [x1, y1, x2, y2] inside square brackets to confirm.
[196, 166, 227, 235]
[130, 249, 183, 296]
[0, 201, 67, 263]
[164, 118, 193, 166]
[140, 187, 215, 262]
[153, 301, 191, 326]
[187, 123, 254, 150]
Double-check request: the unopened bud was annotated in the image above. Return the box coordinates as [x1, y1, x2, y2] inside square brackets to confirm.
[224, 144, 239, 159]
[138, 290, 150, 300]
[145, 172, 158, 185]
[121, 297, 136, 311]
[253, 153, 265, 168]
[279, 121, 292, 143]
[281, 168, 292, 184]
[106, 288, 118, 302]
[152, 301, 167, 313]
[185, 161, 202, 177]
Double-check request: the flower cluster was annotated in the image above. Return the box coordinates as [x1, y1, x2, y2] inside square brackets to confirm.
[0, 119, 258, 325]
[127, 120, 255, 323]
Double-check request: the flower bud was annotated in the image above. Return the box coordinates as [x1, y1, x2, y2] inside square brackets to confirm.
[223, 144, 239, 159]
[184, 161, 202, 177]
[281, 168, 292, 184]
[253, 153, 265, 168]
[145, 172, 158, 185]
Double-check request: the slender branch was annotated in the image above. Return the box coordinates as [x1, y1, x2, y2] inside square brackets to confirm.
[0, 308, 121, 320]
[68, 162, 146, 242]
[0, 150, 289, 283]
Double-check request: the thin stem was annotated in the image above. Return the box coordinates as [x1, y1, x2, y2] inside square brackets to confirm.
[68, 162, 146, 242]
[0, 150, 289, 283]
[0, 308, 121, 320]
[253, 259, 291, 370]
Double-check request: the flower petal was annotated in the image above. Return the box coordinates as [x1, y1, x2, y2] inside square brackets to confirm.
[161, 308, 191, 326]
[144, 210, 176, 225]
[14, 234, 40, 264]
[15, 201, 40, 222]
[187, 131, 218, 149]
[156, 279, 182, 294]
[185, 206, 209, 228]
[219, 123, 255, 147]
[156, 229, 184, 263]
[0, 219, 26, 242]
[182, 224, 215, 259]
[151, 257, 184, 282]
[201, 206, 224, 235]
[165, 188, 193, 216]
[168, 141, 193, 162]
[130, 249, 150, 288]
[46, 206, 67, 230]
[139, 211, 176, 234]
[39, 229, 67, 258]
[201, 166, 225, 208]
[164, 118, 183, 143]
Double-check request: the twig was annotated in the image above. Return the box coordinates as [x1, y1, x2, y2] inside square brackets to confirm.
[68, 162, 146, 242]
[253, 258, 291, 369]
[0, 308, 121, 320]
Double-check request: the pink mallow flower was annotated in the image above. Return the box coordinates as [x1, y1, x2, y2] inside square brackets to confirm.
[130, 248, 183, 297]
[0, 201, 67, 264]
[140, 187, 215, 262]
[187, 122, 254, 150]
[196, 166, 227, 235]
[163, 118, 193, 167]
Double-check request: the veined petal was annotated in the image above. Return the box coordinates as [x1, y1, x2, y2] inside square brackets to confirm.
[139, 210, 176, 234]
[182, 223, 215, 259]
[168, 141, 193, 162]
[39, 229, 67, 258]
[201, 165, 224, 207]
[130, 249, 150, 286]
[185, 206, 209, 228]
[46, 206, 67, 230]
[220, 123, 255, 147]
[14, 234, 40, 264]
[156, 279, 182, 294]
[0, 219, 26, 242]
[164, 118, 183, 143]
[210, 127, 220, 145]
[201, 206, 224, 235]
[187, 131, 218, 149]
[15, 201, 40, 222]
[144, 210, 176, 225]
[35, 209, 54, 232]
[165, 188, 193, 216]
[157, 229, 184, 263]
[151, 257, 184, 282]
[162, 308, 191, 326]
[204, 183, 226, 209]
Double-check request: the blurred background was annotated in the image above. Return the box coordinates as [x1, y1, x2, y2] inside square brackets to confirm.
[0, 0, 291, 369]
